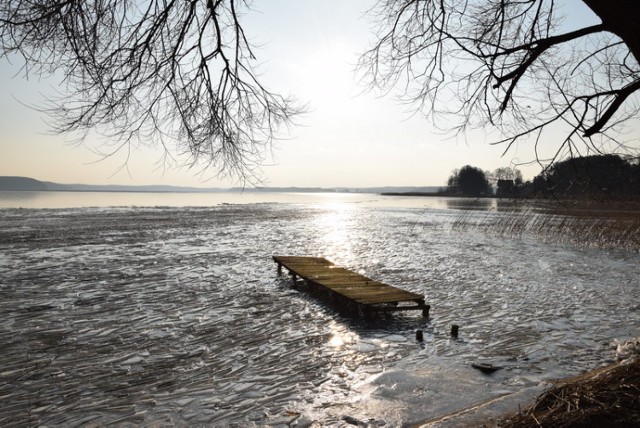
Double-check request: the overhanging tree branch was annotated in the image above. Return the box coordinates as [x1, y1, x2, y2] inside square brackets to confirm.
[583, 78, 640, 137]
[0, 0, 303, 182]
[359, 0, 640, 167]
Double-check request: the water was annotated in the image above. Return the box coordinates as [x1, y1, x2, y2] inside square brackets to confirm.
[0, 190, 455, 209]
[0, 194, 639, 426]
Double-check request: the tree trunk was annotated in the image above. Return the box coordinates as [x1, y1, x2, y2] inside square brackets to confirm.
[581, 0, 640, 64]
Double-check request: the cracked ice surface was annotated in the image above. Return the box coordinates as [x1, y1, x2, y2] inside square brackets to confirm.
[0, 201, 639, 426]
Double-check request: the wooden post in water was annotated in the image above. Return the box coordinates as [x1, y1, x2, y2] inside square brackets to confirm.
[422, 304, 430, 318]
[416, 329, 424, 342]
[277, 263, 282, 275]
[291, 273, 297, 286]
[358, 304, 371, 319]
[450, 324, 459, 338]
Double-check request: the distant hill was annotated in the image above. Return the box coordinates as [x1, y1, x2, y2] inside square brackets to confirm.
[0, 176, 228, 192]
[0, 176, 49, 191]
[42, 182, 229, 193]
[0, 176, 441, 194]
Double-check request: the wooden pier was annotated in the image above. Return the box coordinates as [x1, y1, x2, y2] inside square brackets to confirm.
[273, 256, 430, 318]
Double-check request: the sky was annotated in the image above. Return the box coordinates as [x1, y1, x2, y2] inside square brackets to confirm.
[0, 0, 603, 188]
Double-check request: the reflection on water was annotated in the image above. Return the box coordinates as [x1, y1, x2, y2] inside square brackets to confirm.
[328, 334, 345, 347]
[444, 197, 497, 211]
[314, 202, 358, 264]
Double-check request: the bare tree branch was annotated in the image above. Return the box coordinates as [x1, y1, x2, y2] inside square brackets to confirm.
[359, 0, 640, 168]
[0, 0, 303, 183]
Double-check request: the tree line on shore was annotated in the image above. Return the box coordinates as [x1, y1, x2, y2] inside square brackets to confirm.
[444, 154, 640, 200]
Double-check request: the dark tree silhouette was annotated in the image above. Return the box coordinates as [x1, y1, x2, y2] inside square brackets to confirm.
[0, 0, 302, 182]
[359, 1, 640, 167]
[447, 165, 491, 197]
[537, 154, 639, 198]
[490, 167, 523, 186]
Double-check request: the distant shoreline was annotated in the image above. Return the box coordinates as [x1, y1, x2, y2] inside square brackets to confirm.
[381, 191, 495, 198]
[2, 188, 439, 195]
[381, 192, 443, 197]
[0, 176, 443, 195]
[1, 188, 233, 194]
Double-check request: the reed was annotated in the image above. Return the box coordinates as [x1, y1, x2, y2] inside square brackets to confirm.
[451, 200, 640, 251]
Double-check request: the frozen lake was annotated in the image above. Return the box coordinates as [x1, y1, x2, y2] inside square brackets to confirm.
[1, 194, 639, 426]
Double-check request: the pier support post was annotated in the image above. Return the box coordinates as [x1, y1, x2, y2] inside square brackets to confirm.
[277, 263, 282, 275]
[358, 304, 371, 319]
[291, 274, 297, 286]
[416, 330, 424, 342]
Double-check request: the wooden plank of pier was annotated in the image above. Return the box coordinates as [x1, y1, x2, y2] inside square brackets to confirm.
[272, 256, 430, 317]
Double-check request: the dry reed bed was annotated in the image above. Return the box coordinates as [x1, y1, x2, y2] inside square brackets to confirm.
[499, 357, 640, 427]
[451, 201, 640, 251]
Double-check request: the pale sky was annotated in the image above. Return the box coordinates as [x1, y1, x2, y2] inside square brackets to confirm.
[0, 0, 606, 188]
